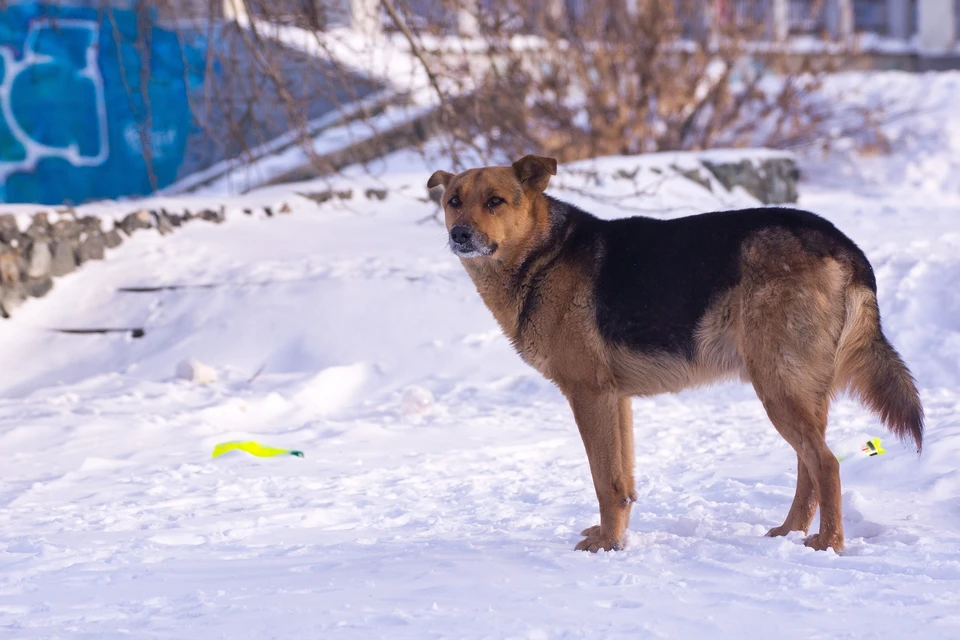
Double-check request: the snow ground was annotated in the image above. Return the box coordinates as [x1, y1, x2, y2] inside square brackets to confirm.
[3, 79, 960, 638]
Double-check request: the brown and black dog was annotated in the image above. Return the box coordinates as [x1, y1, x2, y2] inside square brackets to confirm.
[428, 155, 923, 554]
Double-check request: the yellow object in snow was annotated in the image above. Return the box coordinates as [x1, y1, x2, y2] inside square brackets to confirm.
[836, 437, 885, 463]
[861, 437, 886, 456]
[212, 441, 304, 459]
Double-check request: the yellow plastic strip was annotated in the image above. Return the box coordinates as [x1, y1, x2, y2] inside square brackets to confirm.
[212, 441, 304, 459]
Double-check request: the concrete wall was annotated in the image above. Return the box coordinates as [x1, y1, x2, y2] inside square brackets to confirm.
[918, 0, 957, 51]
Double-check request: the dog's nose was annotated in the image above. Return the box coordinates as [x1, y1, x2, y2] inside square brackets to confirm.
[450, 225, 473, 245]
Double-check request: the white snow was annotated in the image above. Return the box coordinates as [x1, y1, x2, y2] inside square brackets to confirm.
[3, 71, 960, 639]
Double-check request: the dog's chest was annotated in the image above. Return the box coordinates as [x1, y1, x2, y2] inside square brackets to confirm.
[467, 262, 606, 385]
[512, 287, 607, 386]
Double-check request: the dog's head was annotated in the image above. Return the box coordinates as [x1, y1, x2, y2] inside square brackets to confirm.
[427, 155, 557, 261]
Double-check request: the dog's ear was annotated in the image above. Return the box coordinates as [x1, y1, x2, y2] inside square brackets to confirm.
[512, 155, 557, 192]
[427, 170, 454, 190]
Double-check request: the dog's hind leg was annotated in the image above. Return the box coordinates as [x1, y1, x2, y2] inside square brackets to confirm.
[753, 390, 842, 551]
[746, 350, 837, 547]
[740, 298, 845, 547]
[738, 232, 849, 551]
[567, 389, 635, 552]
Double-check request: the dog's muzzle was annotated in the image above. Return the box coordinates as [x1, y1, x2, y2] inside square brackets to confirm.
[448, 225, 496, 258]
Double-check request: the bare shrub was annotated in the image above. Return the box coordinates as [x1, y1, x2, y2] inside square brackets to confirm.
[382, 0, 858, 168]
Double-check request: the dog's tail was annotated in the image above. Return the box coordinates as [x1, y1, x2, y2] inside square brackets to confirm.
[834, 285, 924, 453]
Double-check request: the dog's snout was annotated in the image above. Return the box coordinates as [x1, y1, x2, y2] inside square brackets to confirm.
[450, 225, 473, 245]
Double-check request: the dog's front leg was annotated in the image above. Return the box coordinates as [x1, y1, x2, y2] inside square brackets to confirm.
[567, 388, 635, 552]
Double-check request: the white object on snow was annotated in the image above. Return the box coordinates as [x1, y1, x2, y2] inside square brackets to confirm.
[175, 359, 218, 385]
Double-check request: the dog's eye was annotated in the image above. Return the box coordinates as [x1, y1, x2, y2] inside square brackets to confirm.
[448, 195, 461, 208]
[487, 196, 504, 208]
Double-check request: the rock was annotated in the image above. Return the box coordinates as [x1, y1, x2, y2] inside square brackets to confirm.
[701, 157, 799, 205]
[297, 190, 333, 205]
[104, 228, 123, 249]
[0, 247, 22, 286]
[198, 208, 223, 223]
[161, 209, 183, 227]
[25, 213, 51, 241]
[761, 158, 801, 204]
[0, 288, 24, 317]
[71, 217, 107, 263]
[297, 189, 353, 203]
[0, 249, 25, 315]
[365, 188, 388, 201]
[52, 218, 81, 242]
[26, 240, 52, 278]
[278, 202, 292, 213]
[78, 233, 106, 262]
[50, 242, 77, 277]
[154, 211, 175, 235]
[78, 216, 102, 234]
[47, 219, 82, 275]
[118, 209, 154, 236]
[0, 214, 21, 244]
[175, 359, 218, 385]
[25, 276, 53, 298]
[672, 165, 712, 192]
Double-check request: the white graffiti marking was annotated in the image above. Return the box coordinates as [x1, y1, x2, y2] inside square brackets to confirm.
[0, 19, 110, 185]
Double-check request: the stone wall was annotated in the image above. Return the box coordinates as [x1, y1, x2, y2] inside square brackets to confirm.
[700, 156, 800, 205]
[0, 207, 223, 317]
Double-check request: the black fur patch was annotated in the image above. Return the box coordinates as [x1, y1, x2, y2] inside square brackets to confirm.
[541, 197, 876, 358]
[513, 202, 577, 334]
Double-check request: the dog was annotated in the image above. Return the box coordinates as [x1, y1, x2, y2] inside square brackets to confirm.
[427, 155, 923, 554]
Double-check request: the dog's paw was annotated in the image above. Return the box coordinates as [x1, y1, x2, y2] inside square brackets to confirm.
[765, 524, 803, 538]
[803, 533, 844, 553]
[575, 530, 624, 553]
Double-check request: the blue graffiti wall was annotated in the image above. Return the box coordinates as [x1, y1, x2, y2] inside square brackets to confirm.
[0, 3, 204, 204]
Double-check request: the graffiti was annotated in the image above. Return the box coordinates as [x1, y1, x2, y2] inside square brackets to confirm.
[0, 4, 205, 204]
[0, 19, 110, 184]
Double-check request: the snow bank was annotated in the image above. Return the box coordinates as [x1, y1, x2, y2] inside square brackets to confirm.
[799, 71, 960, 200]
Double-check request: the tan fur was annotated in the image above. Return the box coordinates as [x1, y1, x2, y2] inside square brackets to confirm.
[734, 232, 850, 551]
[430, 157, 921, 554]
[832, 286, 924, 450]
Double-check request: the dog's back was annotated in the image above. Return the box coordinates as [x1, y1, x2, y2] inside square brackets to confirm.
[547, 200, 875, 356]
